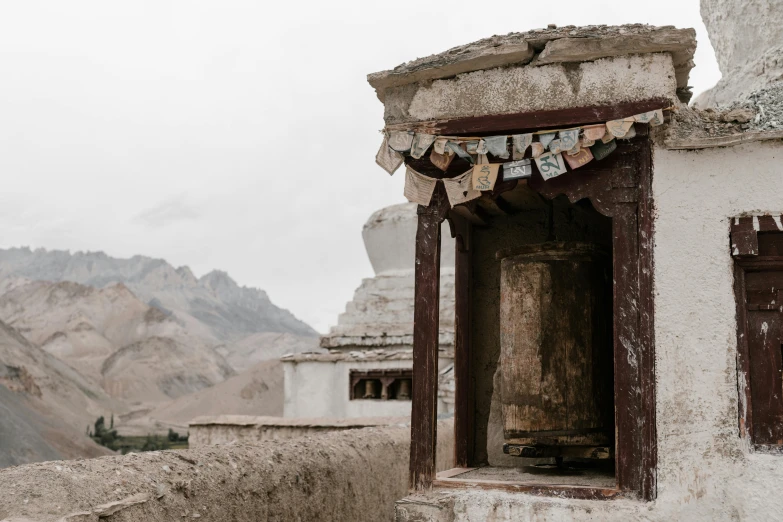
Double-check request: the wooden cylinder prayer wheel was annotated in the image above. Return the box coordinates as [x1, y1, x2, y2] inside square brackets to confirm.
[498, 242, 613, 452]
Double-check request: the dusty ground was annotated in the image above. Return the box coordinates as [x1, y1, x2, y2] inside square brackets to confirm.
[0, 420, 453, 522]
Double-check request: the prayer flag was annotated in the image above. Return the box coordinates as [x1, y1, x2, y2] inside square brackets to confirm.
[447, 141, 474, 164]
[606, 118, 634, 138]
[404, 166, 438, 205]
[410, 133, 437, 159]
[512, 133, 533, 157]
[564, 147, 594, 169]
[583, 124, 606, 142]
[388, 131, 414, 152]
[434, 138, 448, 155]
[535, 152, 568, 180]
[618, 123, 637, 140]
[472, 163, 500, 191]
[558, 129, 579, 151]
[443, 169, 481, 207]
[484, 135, 510, 159]
[430, 149, 454, 171]
[503, 159, 532, 181]
[539, 132, 556, 149]
[590, 139, 617, 160]
[376, 136, 404, 175]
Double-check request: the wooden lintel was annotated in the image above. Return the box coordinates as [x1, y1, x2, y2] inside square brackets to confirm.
[389, 98, 670, 136]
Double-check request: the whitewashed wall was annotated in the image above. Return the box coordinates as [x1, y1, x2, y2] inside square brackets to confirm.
[398, 141, 783, 521]
[283, 357, 453, 419]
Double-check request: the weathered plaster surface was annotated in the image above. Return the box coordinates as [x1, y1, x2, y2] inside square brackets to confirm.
[397, 141, 783, 521]
[384, 54, 677, 125]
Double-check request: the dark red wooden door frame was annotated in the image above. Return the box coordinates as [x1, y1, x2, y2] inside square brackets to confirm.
[409, 135, 657, 501]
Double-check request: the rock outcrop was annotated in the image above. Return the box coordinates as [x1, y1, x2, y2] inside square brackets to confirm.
[695, 0, 783, 107]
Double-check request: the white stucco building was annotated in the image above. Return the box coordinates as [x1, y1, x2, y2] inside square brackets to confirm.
[282, 203, 455, 419]
[360, 3, 783, 520]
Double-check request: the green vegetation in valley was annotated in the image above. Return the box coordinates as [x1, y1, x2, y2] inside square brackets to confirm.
[89, 416, 188, 453]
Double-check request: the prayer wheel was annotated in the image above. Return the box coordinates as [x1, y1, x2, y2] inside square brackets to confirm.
[498, 242, 613, 453]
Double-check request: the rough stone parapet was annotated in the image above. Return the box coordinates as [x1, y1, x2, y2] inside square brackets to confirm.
[0, 421, 453, 522]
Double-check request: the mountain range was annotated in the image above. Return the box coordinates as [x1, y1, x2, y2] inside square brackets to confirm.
[0, 247, 321, 466]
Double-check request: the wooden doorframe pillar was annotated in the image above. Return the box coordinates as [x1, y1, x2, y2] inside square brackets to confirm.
[410, 184, 449, 491]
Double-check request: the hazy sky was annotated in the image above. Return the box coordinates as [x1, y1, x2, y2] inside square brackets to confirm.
[0, 1, 720, 332]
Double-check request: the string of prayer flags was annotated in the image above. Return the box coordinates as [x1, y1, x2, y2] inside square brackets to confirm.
[404, 165, 438, 205]
[558, 129, 580, 151]
[378, 105, 674, 176]
[376, 136, 404, 175]
[447, 141, 474, 164]
[430, 148, 454, 171]
[484, 135, 510, 159]
[564, 147, 594, 169]
[606, 118, 635, 138]
[410, 133, 436, 159]
[472, 163, 500, 191]
[590, 139, 617, 161]
[388, 131, 414, 152]
[535, 151, 568, 180]
[539, 132, 556, 149]
[434, 138, 448, 155]
[443, 169, 481, 207]
[503, 159, 532, 181]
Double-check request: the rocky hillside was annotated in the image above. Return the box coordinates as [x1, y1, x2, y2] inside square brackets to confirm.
[0, 247, 317, 341]
[0, 319, 117, 466]
[0, 248, 320, 457]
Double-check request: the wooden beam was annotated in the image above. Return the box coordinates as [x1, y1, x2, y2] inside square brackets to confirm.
[431, 477, 624, 500]
[389, 98, 670, 136]
[410, 185, 449, 491]
[637, 134, 657, 501]
[452, 215, 474, 468]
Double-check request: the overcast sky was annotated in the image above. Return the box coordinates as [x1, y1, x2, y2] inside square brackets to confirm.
[0, 1, 720, 333]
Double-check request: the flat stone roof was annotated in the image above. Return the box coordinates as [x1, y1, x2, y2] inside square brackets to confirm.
[368, 24, 696, 102]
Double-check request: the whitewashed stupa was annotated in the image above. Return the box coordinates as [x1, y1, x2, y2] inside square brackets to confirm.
[282, 203, 455, 418]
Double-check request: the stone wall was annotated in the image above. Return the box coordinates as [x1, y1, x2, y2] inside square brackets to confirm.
[189, 415, 411, 446]
[0, 421, 454, 522]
